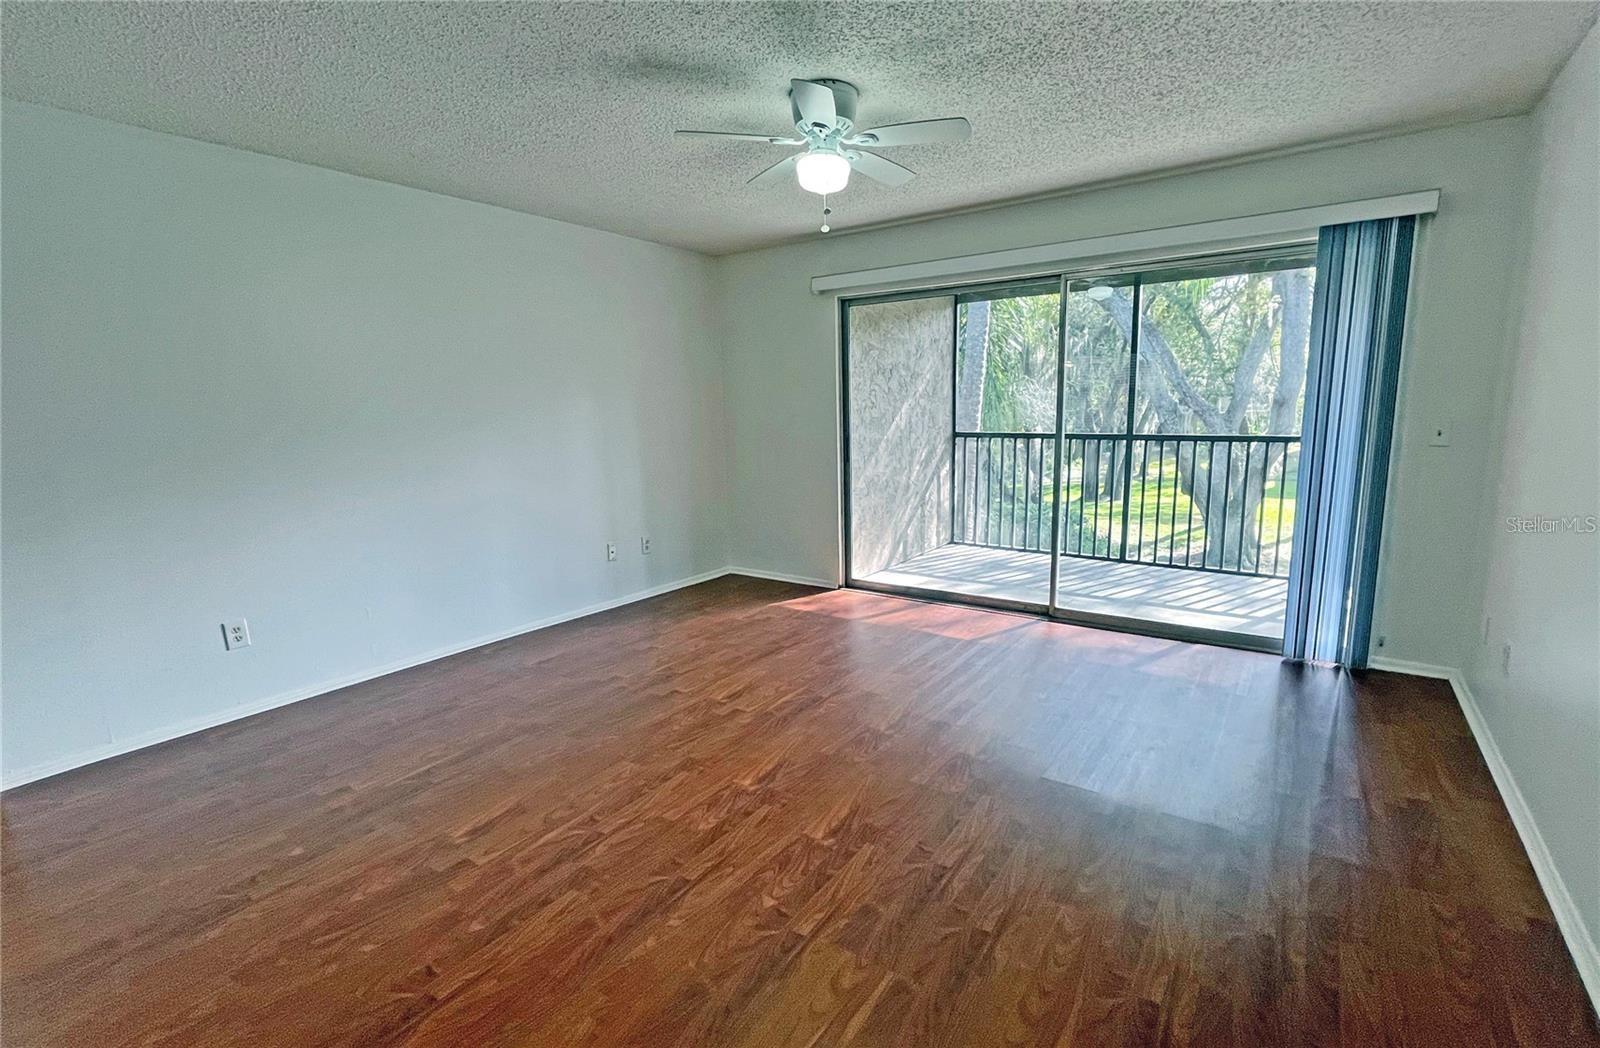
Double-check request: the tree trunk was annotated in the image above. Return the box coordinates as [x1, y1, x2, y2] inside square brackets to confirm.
[1270, 270, 1311, 434]
[955, 299, 990, 431]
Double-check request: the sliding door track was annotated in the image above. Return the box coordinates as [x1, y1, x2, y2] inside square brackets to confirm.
[845, 579, 1282, 654]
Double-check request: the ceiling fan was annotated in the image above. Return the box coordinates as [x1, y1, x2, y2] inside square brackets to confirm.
[675, 79, 971, 198]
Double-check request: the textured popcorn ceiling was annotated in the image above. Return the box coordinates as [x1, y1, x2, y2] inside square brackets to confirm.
[3, 2, 1595, 254]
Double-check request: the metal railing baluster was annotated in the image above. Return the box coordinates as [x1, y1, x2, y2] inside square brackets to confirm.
[1136, 439, 1150, 561]
[1274, 441, 1289, 576]
[1185, 438, 1198, 567]
[1174, 441, 1185, 566]
[1237, 443, 1252, 573]
[1205, 441, 1219, 569]
[1219, 442, 1234, 571]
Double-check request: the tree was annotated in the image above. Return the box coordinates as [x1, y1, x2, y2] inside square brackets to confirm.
[955, 298, 990, 431]
[1086, 269, 1311, 568]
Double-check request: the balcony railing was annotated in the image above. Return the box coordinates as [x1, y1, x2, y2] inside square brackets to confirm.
[953, 432, 1300, 578]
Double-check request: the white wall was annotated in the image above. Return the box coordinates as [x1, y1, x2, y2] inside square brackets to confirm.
[716, 115, 1535, 670]
[1464, 23, 1600, 997]
[1, 101, 727, 783]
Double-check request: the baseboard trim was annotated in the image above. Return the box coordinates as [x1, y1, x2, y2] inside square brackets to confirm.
[1373, 656, 1600, 1013]
[0, 567, 731, 791]
[722, 565, 839, 589]
[1447, 668, 1600, 1013]
[1366, 656, 1454, 680]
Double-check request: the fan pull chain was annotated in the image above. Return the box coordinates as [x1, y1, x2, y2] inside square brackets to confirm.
[820, 193, 832, 234]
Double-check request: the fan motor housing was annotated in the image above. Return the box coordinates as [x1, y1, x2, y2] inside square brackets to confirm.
[792, 78, 859, 130]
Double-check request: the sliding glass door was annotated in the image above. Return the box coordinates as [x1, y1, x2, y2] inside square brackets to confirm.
[1048, 259, 1312, 646]
[842, 250, 1316, 649]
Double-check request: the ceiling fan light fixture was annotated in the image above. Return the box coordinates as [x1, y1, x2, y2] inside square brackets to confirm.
[795, 151, 850, 195]
[675, 78, 968, 203]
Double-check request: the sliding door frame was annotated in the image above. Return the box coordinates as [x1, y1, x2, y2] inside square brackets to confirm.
[838, 242, 1316, 653]
[1045, 274, 1069, 612]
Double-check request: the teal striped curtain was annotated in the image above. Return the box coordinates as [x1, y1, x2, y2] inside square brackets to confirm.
[1283, 216, 1416, 666]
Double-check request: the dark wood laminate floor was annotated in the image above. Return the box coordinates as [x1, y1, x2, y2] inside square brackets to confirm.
[2, 576, 1595, 1047]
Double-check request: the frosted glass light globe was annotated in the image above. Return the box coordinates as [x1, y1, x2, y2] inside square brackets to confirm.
[795, 152, 850, 195]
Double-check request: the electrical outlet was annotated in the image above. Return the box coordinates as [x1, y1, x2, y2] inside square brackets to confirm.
[222, 618, 251, 651]
[640, 536, 653, 555]
[605, 542, 618, 562]
[1500, 642, 1512, 677]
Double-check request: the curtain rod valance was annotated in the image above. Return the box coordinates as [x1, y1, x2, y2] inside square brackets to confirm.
[810, 190, 1440, 295]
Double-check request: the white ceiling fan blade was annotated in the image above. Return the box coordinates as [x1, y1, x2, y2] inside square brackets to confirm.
[746, 153, 801, 186]
[850, 117, 971, 148]
[675, 130, 805, 145]
[790, 79, 837, 128]
[848, 150, 916, 187]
